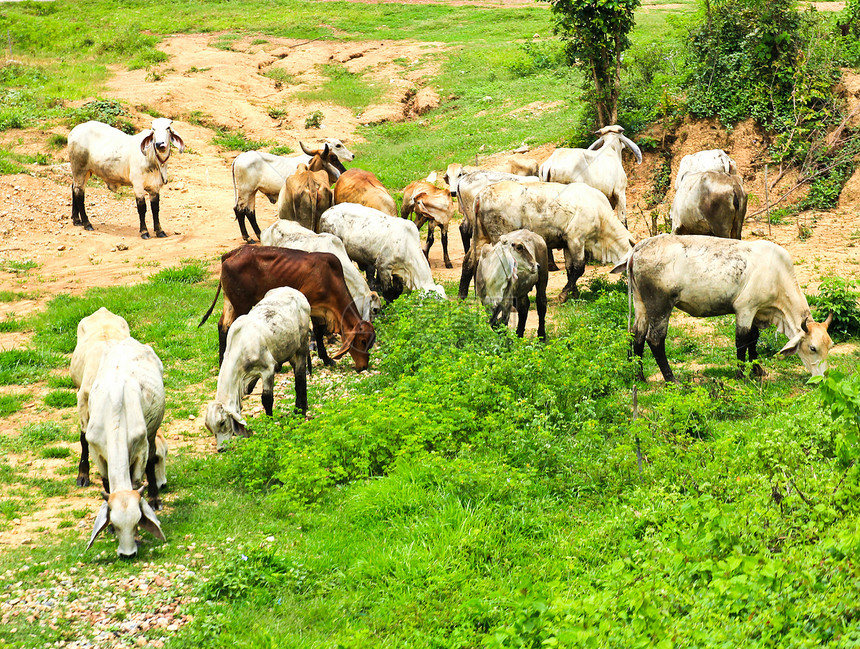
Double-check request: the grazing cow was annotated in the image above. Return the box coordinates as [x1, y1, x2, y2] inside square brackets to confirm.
[333, 168, 397, 217]
[260, 219, 381, 321]
[401, 180, 456, 268]
[319, 203, 446, 302]
[476, 229, 548, 340]
[675, 149, 738, 189]
[460, 181, 634, 302]
[68, 119, 184, 239]
[206, 287, 311, 450]
[275, 163, 333, 232]
[199, 245, 376, 371]
[85, 337, 166, 558]
[232, 141, 350, 242]
[70, 307, 131, 488]
[443, 165, 540, 255]
[670, 171, 747, 239]
[611, 234, 833, 382]
[538, 125, 642, 227]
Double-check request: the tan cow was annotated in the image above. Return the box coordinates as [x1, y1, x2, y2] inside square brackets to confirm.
[611, 234, 833, 382]
[276, 163, 333, 232]
[401, 180, 456, 268]
[670, 171, 747, 239]
[333, 168, 397, 217]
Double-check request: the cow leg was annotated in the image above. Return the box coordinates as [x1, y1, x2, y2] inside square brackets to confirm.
[293, 354, 308, 415]
[615, 192, 628, 229]
[313, 321, 336, 366]
[137, 197, 151, 240]
[515, 295, 530, 338]
[218, 323, 228, 366]
[261, 374, 275, 417]
[424, 222, 436, 261]
[736, 325, 764, 378]
[459, 218, 472, 256]
[234, 206, 255, 243]
[150, 194, 167, 238]
[248, 210, 262, 242]
[76, 431, 90, 487]
[646, 317, 677, 383]
[441, 224, 452, 269]
[458, 249, 476, 299]
[559, 246, 585, 302]
[72, 185, 94, 230]
[144, 451, 162, 510]
[547, 250, 560, 273]
[535, 283, 548, 341]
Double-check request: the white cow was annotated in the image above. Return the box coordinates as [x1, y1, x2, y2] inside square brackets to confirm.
[670, 171, 747, 239]
[85, 337, 166, 558]
[443, 165, 540, 255]
[460, 181, 634, 302]
[476, 229, 549, 340]
[260, 219, 382, 320]
[611, 234, 833, 382]
[68, 119, 184, 238]
[675, 149, 738, 189]
[319, 203, 446, 301]
[70, 307, 131, 487]
[538, 125, 642, 227]
[231, 140, 353, 242]
[205, 287, 311, 451]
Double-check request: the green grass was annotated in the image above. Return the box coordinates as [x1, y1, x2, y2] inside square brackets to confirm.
[44, 390, 77, 409]
[211, 127, 275, 152]
[296, 63, 385, 113]
[0, 393, 26, 417]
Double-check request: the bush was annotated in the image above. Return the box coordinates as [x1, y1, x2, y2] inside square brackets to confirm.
[808, 275, 860, 339]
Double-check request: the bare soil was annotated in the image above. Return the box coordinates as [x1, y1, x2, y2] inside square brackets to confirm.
[1, 34, 859, 549]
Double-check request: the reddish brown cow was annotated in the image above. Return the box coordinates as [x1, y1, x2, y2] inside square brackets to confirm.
[333, 168, 397, 217]
[199, 246, 376, 371]
[400, 180, 455, 268]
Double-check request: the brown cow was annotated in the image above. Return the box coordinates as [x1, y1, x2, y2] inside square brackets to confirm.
[276, 163, 333, 232]
[333, 168, 397, 217]
[400, 180, 455, 268]
[231, 143, 343, 243]
[199, 246, 376, 371]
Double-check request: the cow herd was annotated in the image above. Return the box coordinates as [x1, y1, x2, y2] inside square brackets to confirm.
[64, 118, 834, 557]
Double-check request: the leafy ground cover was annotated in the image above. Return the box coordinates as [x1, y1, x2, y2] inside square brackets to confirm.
[1, 275, 859, 648]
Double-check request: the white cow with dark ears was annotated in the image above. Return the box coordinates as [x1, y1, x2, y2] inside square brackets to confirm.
[68, 118, 184, 239]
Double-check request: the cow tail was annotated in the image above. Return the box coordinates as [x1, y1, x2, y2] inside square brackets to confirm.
[231, 158, 239, 216]
[199, 281, 223, 327]
[311, 185, 319, 233]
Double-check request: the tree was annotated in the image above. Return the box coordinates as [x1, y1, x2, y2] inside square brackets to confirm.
[542, 0, 641, 127]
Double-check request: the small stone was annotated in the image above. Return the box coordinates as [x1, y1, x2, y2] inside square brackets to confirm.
[116, 242, 128, 251]
[188, 414, 196, 421]
[57, 245, 66, 251]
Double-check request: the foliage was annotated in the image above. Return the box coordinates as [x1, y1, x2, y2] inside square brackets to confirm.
[542, 0, 642, 125]
[66, 99, 136, 133]
[811, 370, 860, 463]
[808, 275, 860, 339]
[148, 259, 210, 285]
[211, 128, 274, 152]
[685, 0, 842, 163]
[304, 110, 325, 129]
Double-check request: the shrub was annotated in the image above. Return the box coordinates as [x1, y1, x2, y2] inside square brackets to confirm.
[808, 275, 860, 339]
[304, 110, 325, 129]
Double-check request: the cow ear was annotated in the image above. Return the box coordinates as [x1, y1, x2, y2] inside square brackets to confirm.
[222, 404, 247, 435]
[87, 502, 111, 550]
[139, 500, 166, 542]
[331, 337, 352, 360]
[779, 330, 805, 357]
[140, 132, 154, 156]
[171, 132, 185, 153]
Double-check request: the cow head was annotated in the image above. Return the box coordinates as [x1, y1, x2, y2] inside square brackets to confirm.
[302, 142, 342, 183]
[780, 313, 834, 376]
[413, 190, 455, 230]
[331, 320, 376, 372]
[477, 241, 523, 328]
[588, 125, 642, 164]
[88, 487, 165, 558]
[323, 138, 355, 165]
[205, 401, 248, 451]
[140, 118, 184, 165]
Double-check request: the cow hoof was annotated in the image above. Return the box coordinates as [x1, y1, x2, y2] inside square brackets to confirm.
[76, 475, 90, 487]
[84, 224, 94, 232]
[244, 238, 258, 244]
[149, 499, 163, 511]
[751, 364, 767, 378]
[445, 262, 453, 269]
[72, 219, 82, 227]
[156, 230, 168, 238]
[140, 231, 151, 240]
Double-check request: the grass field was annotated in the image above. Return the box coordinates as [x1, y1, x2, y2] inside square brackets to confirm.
[3, 1, 860, 648]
